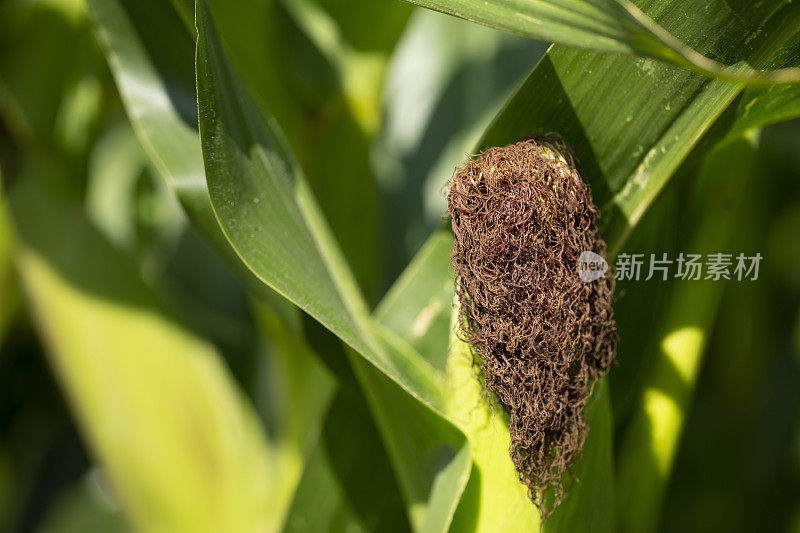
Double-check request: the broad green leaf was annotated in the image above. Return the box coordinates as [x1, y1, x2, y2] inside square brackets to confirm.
[375, 229, 454, 367]
[196, 0, 442, 411]
[0, 174, 17, 348]
[196, 4, 473, 531]
[87, 0, 302, 249]
[715, 34, 800, 144]
[202, 0, 304, 141]
[10, 172, 273, 533]
[272, 0, 390, 304]
[615, 134, 760, 532]
[204, 0, 381, 298]
[719, 82, 800, 146]
[368, 233, 489, 533]
[249, 302, 338, 531]
[91, 2, 469, 530]
[283, 392, 411, 533]
[88, 0, 382, 306]
[86, 0, 210, 238]
[402, 0, 800, 83]
[349, 355, 471, 533]
[86, 0, 307, 330]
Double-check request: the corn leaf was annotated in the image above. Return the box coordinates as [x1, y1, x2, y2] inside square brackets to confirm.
[402, 0, 800, 83]
[375, 229, 454, 368]
[0, 174, 16, 347]
[196, 3, 473, 531]
[10, 173, 273, 533]
[196, 0, 442, 413]
[86, 0, 219, 248]
[282, 391, 412, 532]
[615, 134, 760, 532]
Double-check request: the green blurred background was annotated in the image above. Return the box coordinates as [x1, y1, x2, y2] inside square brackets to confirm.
[0, 0, 797, 531]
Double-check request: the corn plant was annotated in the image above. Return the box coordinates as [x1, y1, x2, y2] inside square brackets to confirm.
[1, 0, 799, 531]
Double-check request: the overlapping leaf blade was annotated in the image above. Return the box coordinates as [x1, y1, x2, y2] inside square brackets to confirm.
[0, 176, 16, 346]
[195, 0, 442, 413]
[195, 3, 473, 531]
[282, 391, 413, 532]
[87, 0, 204, 227]
[401, 0, 800, 82]
[10, 173, 273, 533]
[615, 135, 759, 532]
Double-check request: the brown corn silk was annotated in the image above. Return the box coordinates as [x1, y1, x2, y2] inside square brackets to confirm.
[447, 136, 617, 520]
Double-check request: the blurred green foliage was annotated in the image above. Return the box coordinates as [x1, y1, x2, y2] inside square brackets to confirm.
[0, 0, 798, 532]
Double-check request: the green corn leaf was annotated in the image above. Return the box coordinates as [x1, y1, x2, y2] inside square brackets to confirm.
[718, 82, 800, 147]
[210, 0, 383, 299]
[401, 0, 800, 83]
[282, 391, 412, 532]
[90, 0, 472, 529]
[86, 0, 309, 336]
[10, 172, 273, 533]
[682, 40, 800, 154]
[196, 0, 442, 412]
[86, 0, 213, 244]
[0, 173, 17, 348]
[249, 301, 338, 531]
[375, 229, 454, 368]
[615, 134, 760, 532]
[196, 3, 473, 531]
[715, 30, 800, 142]
[349, 354, 472, 533]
